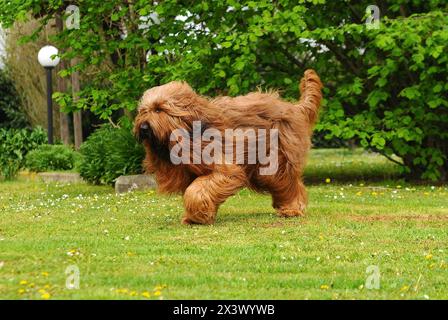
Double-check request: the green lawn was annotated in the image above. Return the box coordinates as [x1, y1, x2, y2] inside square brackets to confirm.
[0, 149, 447, 300]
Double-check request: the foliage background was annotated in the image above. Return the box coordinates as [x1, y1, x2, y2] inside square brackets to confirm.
[78, 124, 145, 185]
[25, 144, 81, 172]
[0, 0, 447, 180]
[0, 127, 47, 179]
[2, 19, 63, 134]
[0, 69, 29, 129]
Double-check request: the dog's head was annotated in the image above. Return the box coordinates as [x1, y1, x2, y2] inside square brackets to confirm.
[134, 81, 213, 163]
[135, 80, 204, 144]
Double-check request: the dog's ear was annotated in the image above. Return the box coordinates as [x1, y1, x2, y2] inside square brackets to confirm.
[173, 93, 200, 110]
[161, 81, 195, 108]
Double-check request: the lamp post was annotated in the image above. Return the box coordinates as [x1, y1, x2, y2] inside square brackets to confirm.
[38, 45, 60, 144]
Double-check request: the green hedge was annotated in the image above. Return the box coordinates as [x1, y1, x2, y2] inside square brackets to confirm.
[25, 144, 81, 172]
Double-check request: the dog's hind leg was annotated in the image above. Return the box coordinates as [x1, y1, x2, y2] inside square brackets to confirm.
[182, 165, 246, 225]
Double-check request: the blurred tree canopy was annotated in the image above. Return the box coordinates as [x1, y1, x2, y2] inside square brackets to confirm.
[0, 0, 447, 180]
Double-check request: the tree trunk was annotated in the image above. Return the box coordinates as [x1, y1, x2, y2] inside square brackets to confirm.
[55, 14, 71, 145]
[71, 58, 83, 150]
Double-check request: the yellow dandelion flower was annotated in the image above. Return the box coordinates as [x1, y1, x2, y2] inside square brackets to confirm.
[320, 285, 330, 290]
[142, 291, 151, 298]
[129, 291, 138, 296]
[41, 272, 49, 277]
[154, 290, 161, 296]
[325, 178, 331, 184]
[19, 280, 28, 285]
[400, 285, 409, 292]
[41, 292, 51, 300]
[18, 289, 26, 294]
[425, 254, 433, 260]
[356, 191, 362, 196]
[371, 192, 378, 196]
[115, 288, 129, 294]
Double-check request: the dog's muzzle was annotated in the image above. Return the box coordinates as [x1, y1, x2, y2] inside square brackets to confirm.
[138, 122, 152, 142]
[136, 121, 171, 162]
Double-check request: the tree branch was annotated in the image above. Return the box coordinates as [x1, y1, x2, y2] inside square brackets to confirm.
[347, 3, 362, 23]
[376, 149, 405, 167]
[321, 41, 361, 76]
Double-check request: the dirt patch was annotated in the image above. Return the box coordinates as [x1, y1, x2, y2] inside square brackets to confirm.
[261, 221, 286, 228]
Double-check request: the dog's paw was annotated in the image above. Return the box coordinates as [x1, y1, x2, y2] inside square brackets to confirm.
[181, 216, 195, 225]
[277, 208, 305, 218]
[181, 214, 215, 225]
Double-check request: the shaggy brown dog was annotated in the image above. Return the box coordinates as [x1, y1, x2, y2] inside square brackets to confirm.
[134, 70, 322, 225]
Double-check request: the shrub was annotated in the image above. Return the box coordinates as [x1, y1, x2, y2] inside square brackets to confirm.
[0, 70, 29, 129]
[78, 124, 145, 185]
[0, 127, 47, 179]
[25, 144, 81, 172]
[312, 11, 448, 181]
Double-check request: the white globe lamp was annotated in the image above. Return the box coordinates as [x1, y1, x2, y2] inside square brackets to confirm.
[38, 45, 60, 68]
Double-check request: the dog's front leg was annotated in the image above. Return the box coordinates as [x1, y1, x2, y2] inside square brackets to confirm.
[273, 179, 308, 218]
[182, 166, 246, 225]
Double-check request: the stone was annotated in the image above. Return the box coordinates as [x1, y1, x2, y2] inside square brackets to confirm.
[37, 172, 83, 183]
[115, 174, 157, 194]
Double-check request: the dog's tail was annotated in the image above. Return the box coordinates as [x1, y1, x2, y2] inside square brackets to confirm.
[297, 69, 323, 126]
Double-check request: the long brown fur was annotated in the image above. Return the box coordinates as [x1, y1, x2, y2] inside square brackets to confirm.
[134, 69, 323, 224]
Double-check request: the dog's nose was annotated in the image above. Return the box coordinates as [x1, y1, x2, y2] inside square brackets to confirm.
[138, 122, 151, 141]
[140, 122, 149, 131]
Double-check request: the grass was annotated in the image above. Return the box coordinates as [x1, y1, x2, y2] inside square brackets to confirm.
[304, 148, 402, 183]
[0, 149, 447, 300]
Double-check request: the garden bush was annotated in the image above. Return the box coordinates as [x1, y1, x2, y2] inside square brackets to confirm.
[310, 10, 448, 181]
[25, 144, 81, 172]
[0, 70, 29, 129]
[78, 124, 145, 185]
[0, 127, 47, 179]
